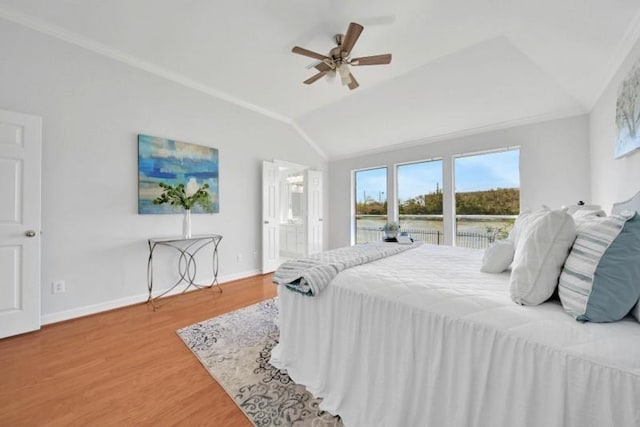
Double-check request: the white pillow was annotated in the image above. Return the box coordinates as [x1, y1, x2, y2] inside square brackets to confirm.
[571, 207, 606, 220]
[508, 206, 549, 247]
[565, 204, 604, 217]
[481, 240, 515, 273]
[509, 208, 576, 305]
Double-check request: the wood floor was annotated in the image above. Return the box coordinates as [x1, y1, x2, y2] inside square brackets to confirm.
[0, 274, 277, 426]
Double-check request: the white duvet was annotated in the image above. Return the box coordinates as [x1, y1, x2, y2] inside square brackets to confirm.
[270, 244, 640, 427]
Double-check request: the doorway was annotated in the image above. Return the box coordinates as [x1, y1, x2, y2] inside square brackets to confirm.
[261, 160, 323, 273]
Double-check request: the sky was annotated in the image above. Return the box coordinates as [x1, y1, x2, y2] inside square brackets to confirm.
[355, 149, 520, 203]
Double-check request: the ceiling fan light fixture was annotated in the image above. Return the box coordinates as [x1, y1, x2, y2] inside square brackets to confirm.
[338, 64, 351, 85]
[325, 70, 337, 84]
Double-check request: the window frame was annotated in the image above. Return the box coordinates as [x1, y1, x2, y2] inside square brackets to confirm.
[394, 156, 444, 226]
[451, 146, 520, 247]
[352, 165, 389, 245]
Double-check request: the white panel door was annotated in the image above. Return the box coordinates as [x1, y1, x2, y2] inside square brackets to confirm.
[262, 161, 280, 273]
[306, 170, 323, 256]
[0, 110, 42, 338]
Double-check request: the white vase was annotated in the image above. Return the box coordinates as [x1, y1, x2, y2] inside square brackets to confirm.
[183, 209, 192, 239]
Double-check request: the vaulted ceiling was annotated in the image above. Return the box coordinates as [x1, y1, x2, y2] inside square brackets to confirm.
[1, 0, 640, 159]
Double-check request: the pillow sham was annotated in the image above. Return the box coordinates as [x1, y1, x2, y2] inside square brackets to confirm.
[571, 208, 606, 220]
[509, 208, 576, 306]
[481, 240, 514, 273]
[558, 212, 640, 322]
[565, 204, 605, 218]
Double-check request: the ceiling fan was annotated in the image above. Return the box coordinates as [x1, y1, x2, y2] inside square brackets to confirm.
[291, 22, 392, 90]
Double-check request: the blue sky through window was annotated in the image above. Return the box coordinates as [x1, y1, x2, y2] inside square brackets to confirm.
[355, 167, 387, 203]
[355, 149, 519, 203]
[397, 160, 443, 202]
[454, 149, 520, 192]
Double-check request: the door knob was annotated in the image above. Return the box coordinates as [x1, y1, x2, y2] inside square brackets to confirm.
[264, 221, 269, 224]
[25, 230, 36, 237]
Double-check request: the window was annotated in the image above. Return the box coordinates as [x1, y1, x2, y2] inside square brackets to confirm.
[454, 148, 520, 248]
[354, 167, 387, 243]
[351, 147, 520, 247]
[397, 160, 443, 244]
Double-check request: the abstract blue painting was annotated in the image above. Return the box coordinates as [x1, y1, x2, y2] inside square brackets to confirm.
[138, 134, 219, 214]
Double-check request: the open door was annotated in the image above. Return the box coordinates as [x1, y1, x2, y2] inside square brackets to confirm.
[262, 161, 280, 273]
[306, 169, 323, 255]
[0, 109, 42, 338]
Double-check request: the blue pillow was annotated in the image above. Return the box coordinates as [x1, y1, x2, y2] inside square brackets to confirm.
[558, 212, 640, 322]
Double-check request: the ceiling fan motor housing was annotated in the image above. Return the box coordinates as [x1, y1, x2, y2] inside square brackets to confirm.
[330, 45, 345, 62]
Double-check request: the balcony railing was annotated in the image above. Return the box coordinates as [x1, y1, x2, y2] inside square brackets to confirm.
[356, 227, 497, 249]
[455, 231, 496, 249]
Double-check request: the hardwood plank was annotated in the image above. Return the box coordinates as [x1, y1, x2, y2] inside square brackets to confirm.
[0, 274, 277, 426]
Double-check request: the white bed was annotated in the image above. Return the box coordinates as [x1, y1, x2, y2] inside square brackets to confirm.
[270, 197, 640, 427]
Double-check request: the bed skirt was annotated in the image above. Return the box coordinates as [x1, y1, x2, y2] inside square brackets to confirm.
[270, 248, 640, 427]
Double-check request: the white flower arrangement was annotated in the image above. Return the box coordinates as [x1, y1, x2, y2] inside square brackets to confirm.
[152, 177, 212, 211]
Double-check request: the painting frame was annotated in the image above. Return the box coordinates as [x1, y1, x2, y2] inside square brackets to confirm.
[138, 134, 219, 214]
[615, 59, 640, 158]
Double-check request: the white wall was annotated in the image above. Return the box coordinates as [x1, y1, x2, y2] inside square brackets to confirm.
[328, 115, 590, 249]
[0, 20, 327, 321]
[589, 37, 640, 211]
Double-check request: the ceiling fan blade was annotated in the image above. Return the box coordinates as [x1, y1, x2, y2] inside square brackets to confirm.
[315, 61, 333, 72]
[304, 71, 328, 85]
[292, 46, 329, 61]
[350, 54, 392, 66]
[305, 60, 321, 70]
[340, 22, 364, 55]
[348, 73, 359, 90]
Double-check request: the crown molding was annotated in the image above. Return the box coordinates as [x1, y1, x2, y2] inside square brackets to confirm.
[328, 108, 586, 161]
[0, 6, 329, 161]
[0, 6, 292, 123]
[289, 121, 328, 160]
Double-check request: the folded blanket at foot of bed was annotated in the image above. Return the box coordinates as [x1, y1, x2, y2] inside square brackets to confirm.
[273, 241, 423, 296]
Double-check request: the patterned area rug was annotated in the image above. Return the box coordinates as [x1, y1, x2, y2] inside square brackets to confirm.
[177, 299, 342, 427]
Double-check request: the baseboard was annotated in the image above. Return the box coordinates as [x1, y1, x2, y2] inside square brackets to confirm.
[41, 268, 263, 325]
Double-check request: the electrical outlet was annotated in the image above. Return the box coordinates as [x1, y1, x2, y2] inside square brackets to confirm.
[236, 253, 243, 263]
[52, 280, 66, 294]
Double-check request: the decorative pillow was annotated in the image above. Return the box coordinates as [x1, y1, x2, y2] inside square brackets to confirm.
[508, 206, 550, 247]
[565, 204, 605, 217]
[558, 212, 640, 322]
[481, 240, 515, 273]
[571, 207, 606, 220]
[509, 208, 576, 305]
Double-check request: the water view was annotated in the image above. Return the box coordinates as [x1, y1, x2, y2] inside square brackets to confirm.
[356, 215, 516, 247]
[354, 149, 520, 248]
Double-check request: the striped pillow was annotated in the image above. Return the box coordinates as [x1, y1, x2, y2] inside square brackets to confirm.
[558, 212, 640, 322]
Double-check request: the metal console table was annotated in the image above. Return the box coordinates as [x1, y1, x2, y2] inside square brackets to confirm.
[147, 234, 223, 310]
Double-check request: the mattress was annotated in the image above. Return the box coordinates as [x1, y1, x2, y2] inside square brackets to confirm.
[270, 244, 640, 427]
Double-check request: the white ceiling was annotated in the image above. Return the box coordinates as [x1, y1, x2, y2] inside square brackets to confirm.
[1, 0, 640, 159]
